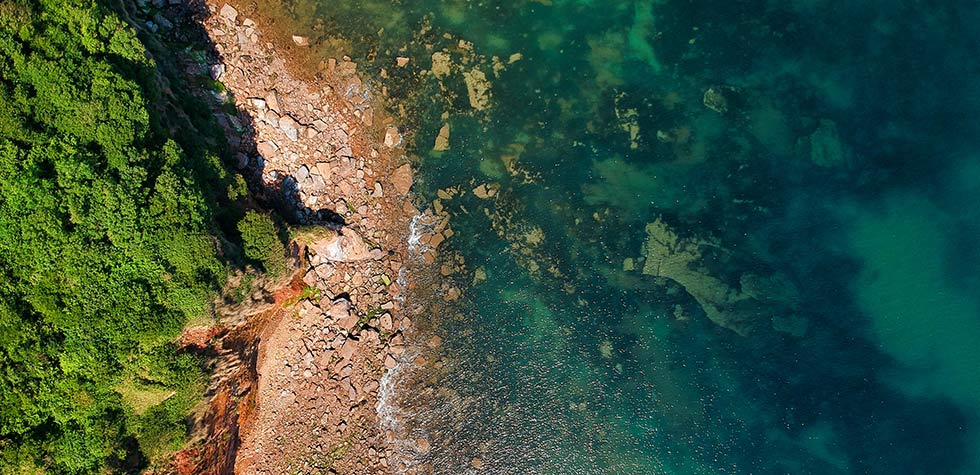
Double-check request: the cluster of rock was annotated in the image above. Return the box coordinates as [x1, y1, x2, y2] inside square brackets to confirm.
[240, 289, 409, 474]
[199, 3, 421, 474]
[212, 7, 392, 227]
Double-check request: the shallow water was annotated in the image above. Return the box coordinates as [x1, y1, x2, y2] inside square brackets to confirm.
[264, 0, 980, 472]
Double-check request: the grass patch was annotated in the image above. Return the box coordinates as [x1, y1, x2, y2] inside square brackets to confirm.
[284, 285, 322, 308]
[116, 379, 176, 416]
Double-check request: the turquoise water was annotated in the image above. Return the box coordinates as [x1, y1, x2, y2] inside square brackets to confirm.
[284, 0, 980, 472]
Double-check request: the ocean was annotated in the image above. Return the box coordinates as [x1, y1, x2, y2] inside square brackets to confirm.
[257, 0, 980, 473]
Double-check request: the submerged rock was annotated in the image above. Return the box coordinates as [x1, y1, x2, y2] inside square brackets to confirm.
[703, 86, 729, 113]
[800, 119, 849, 168]
[641, 218, 800, 336]
[739, 273, 800, 305]
[430, 52, 452, 79]
[463, 68, 492, 110]
[772, 313, 808, 337]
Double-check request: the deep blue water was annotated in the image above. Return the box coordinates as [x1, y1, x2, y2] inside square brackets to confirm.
[272, 0, 980, 472]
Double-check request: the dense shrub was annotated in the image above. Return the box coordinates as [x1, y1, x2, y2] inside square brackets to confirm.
[238, 211, 288, 277]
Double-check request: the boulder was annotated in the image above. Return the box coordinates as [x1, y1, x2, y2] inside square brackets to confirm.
[338, 313, 359, 333]
[279, 116, 299, 142]
[313, 263, 334, 280]
[338, 339, 358, 360]
[249, 97, 267, 110]
[235, 153, 249, 169]
[383, 126, 401, 147]
[296, 164, 310, 182]
[390, 164, 413, 195]
[219, 4, 238, 23]
[328, 298, 350, 319]
[315, 162, 331, 181]
[210, 64, 225, 80]
[153, 14, 173, 30]
[292, 35, 310, 46]
[256, 141, 278, 158]
[309, 229, 373, 262]
[265, 90, 282, 114]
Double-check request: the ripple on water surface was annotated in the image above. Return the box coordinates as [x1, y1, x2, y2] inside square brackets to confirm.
[255, 0, 980, 472]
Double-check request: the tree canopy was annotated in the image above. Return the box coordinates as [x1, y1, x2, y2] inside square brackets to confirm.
[0, 1, 256, 472]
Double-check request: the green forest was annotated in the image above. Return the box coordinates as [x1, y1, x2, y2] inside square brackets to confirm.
[0, 1, 280, 472]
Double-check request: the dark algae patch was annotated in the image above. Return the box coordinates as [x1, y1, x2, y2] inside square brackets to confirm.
[243, 0, 980, 473]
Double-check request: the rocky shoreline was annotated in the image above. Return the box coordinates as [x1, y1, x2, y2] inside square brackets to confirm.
[149, 1, 423, 473]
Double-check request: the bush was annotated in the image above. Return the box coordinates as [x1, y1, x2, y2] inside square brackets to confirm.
[238, 211, 288, 277]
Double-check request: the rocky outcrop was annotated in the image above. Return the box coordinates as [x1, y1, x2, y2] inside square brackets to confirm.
[171, 3, 419, 474]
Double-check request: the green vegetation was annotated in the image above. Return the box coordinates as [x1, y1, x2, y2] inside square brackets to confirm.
[285, 285, 322, 307]
[0, 1, 280, 472]
[238, 210, 288, 277]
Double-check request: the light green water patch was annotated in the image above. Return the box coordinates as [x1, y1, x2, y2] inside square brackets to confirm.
[500, 287, 566, 350]
[616, 303, 705, 428]
[628, 1, 663, 73]
[850, 194, 980, 405]
[850, 192, 980, 470]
